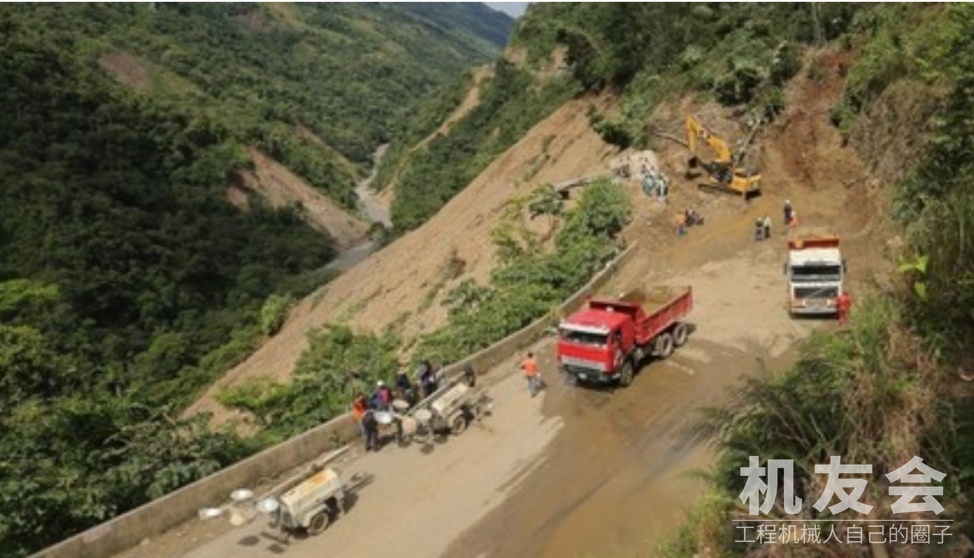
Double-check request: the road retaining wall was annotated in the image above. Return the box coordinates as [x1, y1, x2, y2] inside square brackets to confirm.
[31, 242, 637, 558]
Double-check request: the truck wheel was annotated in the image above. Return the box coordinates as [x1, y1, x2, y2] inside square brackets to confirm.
[618, 360, 634, 387]
[673, 323, 689, 347]
[450, 413, 468, 435]
[656, 332, 674, 358]
[307, 510, 331, 536]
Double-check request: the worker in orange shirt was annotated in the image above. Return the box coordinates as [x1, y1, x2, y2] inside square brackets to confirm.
[837, 291, 853, 325]
[351, 393, 368, 443]
[520, 352, 542, 397]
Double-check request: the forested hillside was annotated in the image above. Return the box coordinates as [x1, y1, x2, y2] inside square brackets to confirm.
[3, 3, 512, 207]
[0, 4, 512, 556]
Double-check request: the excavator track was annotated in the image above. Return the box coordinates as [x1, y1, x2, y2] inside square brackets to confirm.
[697, 182, 753, 199]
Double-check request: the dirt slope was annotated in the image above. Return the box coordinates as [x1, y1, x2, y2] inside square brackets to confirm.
[228, 148, 369, 250]
[186, 95, 620, 424]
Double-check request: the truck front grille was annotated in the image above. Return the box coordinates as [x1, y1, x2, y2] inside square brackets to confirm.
[560, 356, 605, 372]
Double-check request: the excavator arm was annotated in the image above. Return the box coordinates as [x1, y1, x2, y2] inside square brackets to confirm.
[685, 113, 732, 165]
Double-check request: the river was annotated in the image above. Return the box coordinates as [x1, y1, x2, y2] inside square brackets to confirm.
[325, 144, 391, 272]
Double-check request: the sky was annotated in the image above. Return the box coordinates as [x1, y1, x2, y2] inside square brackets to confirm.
[485, 2, 529, 18]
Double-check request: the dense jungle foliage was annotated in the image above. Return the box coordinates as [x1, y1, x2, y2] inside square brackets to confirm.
[3, 3, 512, 207]
[0, 4, 512, 555]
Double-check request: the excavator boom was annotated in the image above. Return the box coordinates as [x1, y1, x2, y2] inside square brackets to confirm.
[685, 113, 732, 164]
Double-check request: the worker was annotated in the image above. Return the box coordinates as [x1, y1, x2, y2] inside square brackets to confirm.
[837, 291, 853, 325]
[642, 173, 655, 197]
[754, 218, 765, 241]
[658, 174, 669, 202]
[417, 360, 437, 398]
[763, 216, 772, 240]
[370, 380, 392, 411]
[351, 393, 368, 438]
[463, 363, 476, 387]
[784, 200, 794, 226]
[395, 369, 416, 407]
[362, 409, 380, 452]
[520, 352, 542, 397]
[676, 213, 688, 237]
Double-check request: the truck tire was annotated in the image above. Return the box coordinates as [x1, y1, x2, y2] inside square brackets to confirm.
[450, 413, 468, 436]
[307, 510, 331, 536]
[673, 323, 689, 347]
[618, 360, 634, 387]
[656, 332, 674, 358]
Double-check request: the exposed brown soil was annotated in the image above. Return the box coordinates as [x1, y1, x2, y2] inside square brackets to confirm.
[98, 52, 152, 92]
[228, 148, 369, 251]
[186, 94, 621, 426]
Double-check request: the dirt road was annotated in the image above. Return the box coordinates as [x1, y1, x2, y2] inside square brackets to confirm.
[122, 230, 837, 558]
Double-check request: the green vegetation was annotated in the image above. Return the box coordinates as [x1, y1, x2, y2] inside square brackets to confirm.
[510, 3, 859, 149]
[0, 4, 514, 556]
[4, 4, 513, 207]
[218, 325, 401, 444]
[414, 180, 630, 364]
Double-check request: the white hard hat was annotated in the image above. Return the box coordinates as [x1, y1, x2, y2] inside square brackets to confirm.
[785, 199, 791, 204]
[376, 380, 384, 387]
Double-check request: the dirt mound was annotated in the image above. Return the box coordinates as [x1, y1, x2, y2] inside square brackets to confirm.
[98, 52, 152, 91]
[186, 95, 620, 425]
[229, 148, 369, 250]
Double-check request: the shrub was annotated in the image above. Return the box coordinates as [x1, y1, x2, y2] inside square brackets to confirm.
[259, 293, 296, 336]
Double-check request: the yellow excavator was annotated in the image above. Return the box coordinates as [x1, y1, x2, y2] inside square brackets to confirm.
[685, 113, 761, 199]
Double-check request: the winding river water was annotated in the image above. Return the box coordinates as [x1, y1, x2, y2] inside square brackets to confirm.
[325, 144, 391, 272]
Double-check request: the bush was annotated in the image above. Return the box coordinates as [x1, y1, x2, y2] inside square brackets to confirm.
[714, 61, 763, 106]
[259, 293, 296, 336]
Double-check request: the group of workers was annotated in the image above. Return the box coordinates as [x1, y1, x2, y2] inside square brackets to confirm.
[676, 208, 704, 236]
[641, 167, 669, 201]
[351, 360, 480, 452]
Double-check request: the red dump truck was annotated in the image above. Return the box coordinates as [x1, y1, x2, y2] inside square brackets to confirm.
[556, 286, 693, 387]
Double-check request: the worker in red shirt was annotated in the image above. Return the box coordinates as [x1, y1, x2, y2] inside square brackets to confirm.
[520, 352, 542, 397]
[837, 292, 853, 325]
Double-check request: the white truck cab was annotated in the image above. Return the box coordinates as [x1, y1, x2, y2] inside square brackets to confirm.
[785, 233, 845, 317]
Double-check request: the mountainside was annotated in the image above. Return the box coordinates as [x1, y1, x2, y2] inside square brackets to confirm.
[199, 3, 974, 556]
[11, 2, 974, 557]
[0, 4, 512, 556]
[6, 3, 513, 207]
